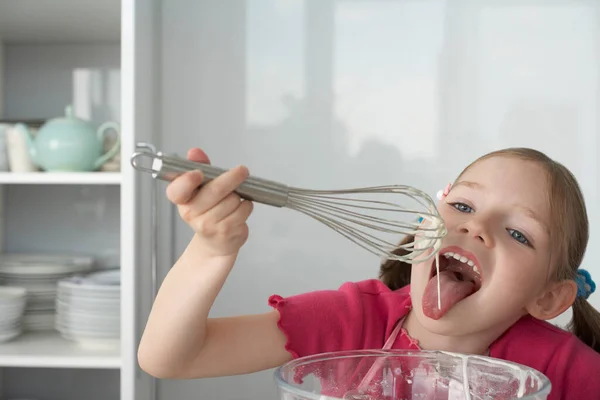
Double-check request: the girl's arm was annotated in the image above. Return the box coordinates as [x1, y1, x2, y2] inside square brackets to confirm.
[137, 148, 292, 378]
[138, 236, 291, 378]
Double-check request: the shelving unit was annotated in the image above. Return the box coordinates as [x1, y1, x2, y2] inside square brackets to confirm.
[0, 1, 143, 399]
[0, 172, 121, 185]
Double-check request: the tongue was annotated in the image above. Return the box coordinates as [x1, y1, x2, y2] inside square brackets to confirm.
[422, 270, 476, 320]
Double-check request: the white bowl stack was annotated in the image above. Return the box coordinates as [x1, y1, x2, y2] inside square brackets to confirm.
[0, 286, 27, 342]
[0, 253, 94, 332]
[56, 269, 120, 349]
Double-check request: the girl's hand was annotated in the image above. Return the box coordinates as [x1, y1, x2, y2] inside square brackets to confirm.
[165, 148, 254, 257]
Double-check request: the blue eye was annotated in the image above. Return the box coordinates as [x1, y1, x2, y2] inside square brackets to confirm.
[452, 203, 473, 213]
[508, 229, 529, 245]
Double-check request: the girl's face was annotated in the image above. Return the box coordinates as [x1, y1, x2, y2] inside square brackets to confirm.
[410, 156, 555, 336]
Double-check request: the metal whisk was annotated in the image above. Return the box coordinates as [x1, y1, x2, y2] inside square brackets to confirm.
[130, 148, 447, 263]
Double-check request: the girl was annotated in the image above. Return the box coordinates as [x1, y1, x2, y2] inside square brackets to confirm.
[138, 147, 600, 399]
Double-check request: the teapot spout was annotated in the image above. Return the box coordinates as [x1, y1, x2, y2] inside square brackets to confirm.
[13, 123, 37, 163]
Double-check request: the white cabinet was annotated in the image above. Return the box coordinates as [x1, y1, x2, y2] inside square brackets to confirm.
[0, 1, 156, 399]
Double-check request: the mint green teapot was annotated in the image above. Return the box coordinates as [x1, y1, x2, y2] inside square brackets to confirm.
[15, 105, 121, 172]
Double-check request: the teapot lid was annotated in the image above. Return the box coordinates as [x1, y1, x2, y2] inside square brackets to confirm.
[54, 104, 88, 124]
[39, 104, 94, 132]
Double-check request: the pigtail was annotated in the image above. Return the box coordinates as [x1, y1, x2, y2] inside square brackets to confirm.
[568, 297, 600, 353]
[379, 235, 414, 291]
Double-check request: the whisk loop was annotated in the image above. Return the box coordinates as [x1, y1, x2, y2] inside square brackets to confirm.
[131, 148, 447, 264]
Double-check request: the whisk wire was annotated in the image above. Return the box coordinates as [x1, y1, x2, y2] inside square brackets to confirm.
[290, 202, 400, 249]
[294, 205, 400, 259]
[289, 198, 443, 262]
[291, 187, 438, 220]
[300, 185, 436, 212]
[289, 196, 422, 233]
[288, 193, 442, 236]
[291, 195, 425, 221]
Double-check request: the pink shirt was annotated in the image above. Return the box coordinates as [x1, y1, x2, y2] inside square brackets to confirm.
[269, 279, 600, 400]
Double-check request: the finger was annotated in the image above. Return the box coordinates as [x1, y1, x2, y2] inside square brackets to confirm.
[187, 148, 211, 164]
[237, 200, 254, 222]
[186, 198, 253, 240]
[166, 170, 205, 205]
[201, 193, 243, 223]
[219, 199, 254, 227]
[192, 165, 249, 214]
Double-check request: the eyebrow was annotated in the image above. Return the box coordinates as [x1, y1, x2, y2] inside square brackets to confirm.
[452, 180, 549, 233]
[453, 180, 484, 190]
[514, 205, 549, 233]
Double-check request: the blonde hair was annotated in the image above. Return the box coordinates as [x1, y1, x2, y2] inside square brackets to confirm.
[379, 148, 600, 352]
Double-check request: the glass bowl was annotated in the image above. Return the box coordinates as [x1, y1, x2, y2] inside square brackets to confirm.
[274, 349, 551, 399]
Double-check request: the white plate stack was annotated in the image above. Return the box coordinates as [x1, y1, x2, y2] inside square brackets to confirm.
[0, 286, 27, 342]
[56, 269, 120, 349]
[0, 254, 94, 332]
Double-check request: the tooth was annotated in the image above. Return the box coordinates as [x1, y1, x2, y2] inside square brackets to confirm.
[467, 260, 474, 267]
[453, 254, 461, 260]
[459, 256, 468, 263]
[473, 266, 480, 274]
[447, 252, 454, 257]
[444, 253, 452, 258]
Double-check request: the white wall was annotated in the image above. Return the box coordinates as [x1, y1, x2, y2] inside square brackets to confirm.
[153, 1, 600, 399]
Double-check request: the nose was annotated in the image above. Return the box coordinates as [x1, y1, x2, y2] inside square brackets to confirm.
[456, 218, 493, 247]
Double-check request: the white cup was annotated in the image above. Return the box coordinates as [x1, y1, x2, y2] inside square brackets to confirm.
[6, 124, 37, 172]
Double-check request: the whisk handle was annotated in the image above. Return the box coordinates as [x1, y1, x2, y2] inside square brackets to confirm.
[131, 151, 290, 207]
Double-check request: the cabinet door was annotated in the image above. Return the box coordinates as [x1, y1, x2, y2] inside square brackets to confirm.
[122, 0, 166, 399]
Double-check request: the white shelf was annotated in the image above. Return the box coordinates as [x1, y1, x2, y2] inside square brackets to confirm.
[0, 331, 121, 369]
[0, 172, 121, 185]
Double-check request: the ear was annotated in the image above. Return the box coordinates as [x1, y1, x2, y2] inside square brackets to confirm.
[526, 280, 578, 321]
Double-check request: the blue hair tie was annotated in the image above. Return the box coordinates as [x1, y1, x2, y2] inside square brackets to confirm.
[575, 269, 596, 300]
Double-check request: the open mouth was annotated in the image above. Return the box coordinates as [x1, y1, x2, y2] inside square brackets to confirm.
[422, 247, 483, 320]
[430, 251, 483, 291]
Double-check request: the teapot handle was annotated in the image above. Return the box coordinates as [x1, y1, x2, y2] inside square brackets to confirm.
[94, 122, 121, 170]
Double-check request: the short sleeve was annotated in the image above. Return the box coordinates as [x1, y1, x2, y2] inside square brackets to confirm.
[268, 279, 411, 359]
